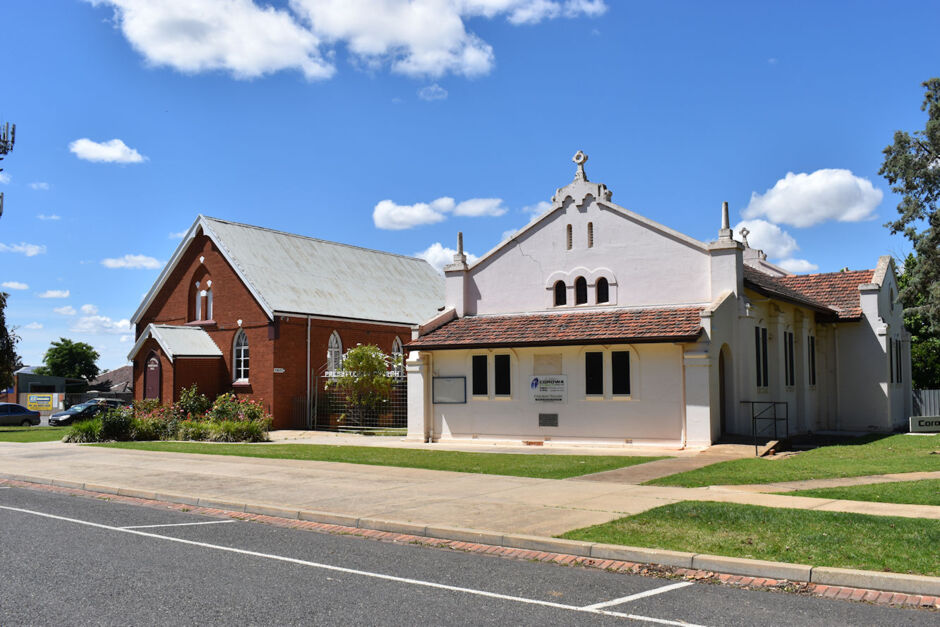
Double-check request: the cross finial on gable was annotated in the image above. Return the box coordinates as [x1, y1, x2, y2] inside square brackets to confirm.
[572, 150, 589, 182]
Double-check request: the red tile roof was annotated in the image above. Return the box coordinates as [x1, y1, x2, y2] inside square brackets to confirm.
[407, 306, 705, 350]
[743, 266, 874, 320]
[776, 269, 874, 319]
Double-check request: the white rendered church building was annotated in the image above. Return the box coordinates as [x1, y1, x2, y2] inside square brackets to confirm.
[405, 152, 911, 448]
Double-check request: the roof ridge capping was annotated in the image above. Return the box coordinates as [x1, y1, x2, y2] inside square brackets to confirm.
[201, 215, 432, 263]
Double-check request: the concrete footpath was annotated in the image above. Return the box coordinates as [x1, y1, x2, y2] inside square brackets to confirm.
[1, 440, 938, 597]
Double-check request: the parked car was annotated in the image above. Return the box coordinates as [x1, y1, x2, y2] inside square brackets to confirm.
[0, 402, 41, 426]
[48, 399, 126, 427]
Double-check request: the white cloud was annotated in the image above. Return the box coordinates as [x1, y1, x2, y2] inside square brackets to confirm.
[81, 304, 99, 315]
[742, 169, 883, 227]
[39, 290, 70, 299]
[88, 0, 331, 80]
[71, 314, 133, 335]
[373, 198, 449, 230]
[373, 195, 506, 229]
[23, 322, 43, 330]
[69, 138, 147, 163]
[415, 242, 479, 273]
[0, 242, 46, 257]
[37, 214, 61, 221]
[54, 306, 77, 315]
[0, 172, 9, 184]
[452, 197, 506, 217]
[417, 84, 448, 101]
[734, 219, 820, 274]
[101, 254, 161, 269]
[1, 281, 28, 290]
[89, 0, 606, 80]
[169, 230, 187, 239]
[29, 182, 50, 190]
[776, 258, 819, 273]
[733, 219, 798, 259]
[521, 200, 552, 219]
[120, 334, 134, 343]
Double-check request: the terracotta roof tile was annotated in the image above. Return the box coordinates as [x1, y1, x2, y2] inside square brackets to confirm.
[777, 270, 874, 319]
[407, 307, 705, 350]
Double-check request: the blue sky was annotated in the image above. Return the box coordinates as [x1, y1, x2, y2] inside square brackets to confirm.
[1, 0, 937, 371]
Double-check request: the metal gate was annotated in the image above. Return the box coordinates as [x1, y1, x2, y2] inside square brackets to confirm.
[311, 374, 407, 434]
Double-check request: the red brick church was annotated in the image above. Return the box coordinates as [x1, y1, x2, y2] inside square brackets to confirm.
[129, 216, 444, 429]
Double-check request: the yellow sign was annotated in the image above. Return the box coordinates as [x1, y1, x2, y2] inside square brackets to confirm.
[27, 394, 54, 411]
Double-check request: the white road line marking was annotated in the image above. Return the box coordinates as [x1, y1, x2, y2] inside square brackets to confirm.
[120, 520, 235, 530]
[0, 504, 705, 626]
[583, 581, 695, 610]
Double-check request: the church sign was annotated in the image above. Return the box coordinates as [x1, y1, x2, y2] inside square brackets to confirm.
[529, 376, 567, 403]
[910, 416, 940, 433]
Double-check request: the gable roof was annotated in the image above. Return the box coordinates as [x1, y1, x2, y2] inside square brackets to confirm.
[128, 324, 223, 362]
[407, 306, 705, 350]
[743, 266, 875, 320]
[132, 216, 445, 326]
[90, 365, 133, 392]
[776, 270, 875, 320]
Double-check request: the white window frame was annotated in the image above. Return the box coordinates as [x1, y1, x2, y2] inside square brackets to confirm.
[327, 331, 343, 374]
[233, 329, 249, 382]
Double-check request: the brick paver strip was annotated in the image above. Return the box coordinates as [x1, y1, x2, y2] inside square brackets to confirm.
[2, 478, 937, 611]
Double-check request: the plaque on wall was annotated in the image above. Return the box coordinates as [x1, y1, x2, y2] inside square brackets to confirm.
[529, 375, 567, 403]
[433, 376, 466, 404]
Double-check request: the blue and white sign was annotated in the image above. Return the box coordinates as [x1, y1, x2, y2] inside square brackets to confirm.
[529, 375, 566, 403]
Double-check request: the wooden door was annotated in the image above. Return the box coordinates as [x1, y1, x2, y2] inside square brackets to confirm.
[144, 355, 161, 401]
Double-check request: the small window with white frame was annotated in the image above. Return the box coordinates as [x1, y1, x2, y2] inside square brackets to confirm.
[327, 331, 343, 374]
[391, 336, 404, 375]
[233, 329, 249, 382]
[755, 325, 769, 388]
[784, 330, 795, 387]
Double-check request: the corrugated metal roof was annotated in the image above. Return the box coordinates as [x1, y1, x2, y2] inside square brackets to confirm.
[202, 217, 444, 324]
[129, 324, 223, 361]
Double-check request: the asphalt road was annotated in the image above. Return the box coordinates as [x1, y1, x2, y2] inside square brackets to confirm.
[0, 486, 934, 626]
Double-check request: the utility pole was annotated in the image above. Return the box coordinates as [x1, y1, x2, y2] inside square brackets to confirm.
[0, 122, 16, 220]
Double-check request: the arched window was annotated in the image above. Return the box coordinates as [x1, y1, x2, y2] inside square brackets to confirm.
[587, 222, 594, 248]
[575, 276, 587, 305]
[566, 224, 572, 250]
[596, 277, 609, 304]
[193, 281, 203, 321]
[391, 336, 404, 375]
[233, 330, 249, 381]
[327, 331, 343, 373]
[553, 281, 566, 306]
[205, 288, 213, 320]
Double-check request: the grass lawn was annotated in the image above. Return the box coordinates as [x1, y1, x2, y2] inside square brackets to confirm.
[92, 441, 666, 479]
[0, 426, 68, 443]
[560, 501, 940, 576]
[782, 479, 940, 507]
[647, 434, 940, 487]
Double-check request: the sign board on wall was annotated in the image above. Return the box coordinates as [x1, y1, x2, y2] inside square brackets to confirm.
[529, 375, 567, 403]
[27, 394, 54, 411]
[910, 416, 940, 433]
[273, 368, 286, 374]
[433, 376, 466, 404]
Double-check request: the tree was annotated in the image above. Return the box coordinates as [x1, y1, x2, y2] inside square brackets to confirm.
[0, 292, 23, 389]
[880, 78, 940, 332]
[328, 344, 395, 427]
[35, 338, 100, 381]
[898, 254, 940, 388]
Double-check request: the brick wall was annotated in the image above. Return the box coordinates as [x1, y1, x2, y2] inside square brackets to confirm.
[132, 227, 414, 429]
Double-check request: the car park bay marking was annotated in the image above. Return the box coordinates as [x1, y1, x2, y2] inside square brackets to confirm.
[0, 504, 704, 626]
[583, 582, 695, 610]
[120, 520, 235, 530]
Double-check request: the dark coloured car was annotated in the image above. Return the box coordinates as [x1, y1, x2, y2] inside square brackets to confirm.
[0, 402, 41, 426]
[48, 399, 125, 427]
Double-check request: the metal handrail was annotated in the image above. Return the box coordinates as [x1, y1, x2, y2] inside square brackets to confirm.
[741, 401, 789, 456]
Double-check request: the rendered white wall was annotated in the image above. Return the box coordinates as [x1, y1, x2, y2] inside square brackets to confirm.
[426, 343, 687, 445]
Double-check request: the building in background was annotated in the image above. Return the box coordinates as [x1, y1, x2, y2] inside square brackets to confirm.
[129, 216, 444, 429]
[406, 152, 911, 447]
